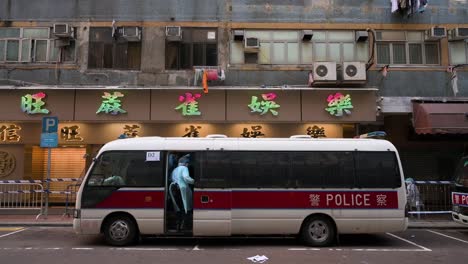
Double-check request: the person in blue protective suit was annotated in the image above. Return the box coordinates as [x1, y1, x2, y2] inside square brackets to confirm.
[171, 154, 194, 230]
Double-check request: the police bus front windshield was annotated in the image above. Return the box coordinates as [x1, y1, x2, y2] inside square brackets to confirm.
[454, 157, 468, 187]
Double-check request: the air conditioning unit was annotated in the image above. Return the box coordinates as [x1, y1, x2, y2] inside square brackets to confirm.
[233, 30, 244, 41]
[119, 27, 141, 42]
[342, 62, 366, 81]
[244, 37, 260, 53]
[53, 23, 74, 38]
[448, 28, 468, 41]
[166, 26, 182, 41]
[54, 38, 71, 47]
[301, 30, 313, 41]
[313, 62, 337, 81]
[425, 27, 447, 41]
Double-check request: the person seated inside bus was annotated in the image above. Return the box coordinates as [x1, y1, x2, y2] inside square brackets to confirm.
[170, 154, 194, 231]
[101, 158, 125, 186]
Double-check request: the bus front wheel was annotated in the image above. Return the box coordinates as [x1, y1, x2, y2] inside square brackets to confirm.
[301, 216, 335, 247]
[103, 214, 138, 246]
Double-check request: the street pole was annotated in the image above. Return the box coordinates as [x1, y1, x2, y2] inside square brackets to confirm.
[44, 147, 51, 218]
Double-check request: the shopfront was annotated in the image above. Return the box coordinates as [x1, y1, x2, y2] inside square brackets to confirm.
[0, 87, 377, 201]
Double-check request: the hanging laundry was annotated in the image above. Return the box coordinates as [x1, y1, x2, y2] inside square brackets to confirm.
[207, 70, 218, 81]
[391, 0, 399, 13]
[418, 0, 428, 13]
[202, 70, 208, 94]
[381, 65, 389, 78]
[193, 69, 203, 86]
[451, 69, 459, 96]
[217, 69, 226, 81]
[308, 71, 314, 87]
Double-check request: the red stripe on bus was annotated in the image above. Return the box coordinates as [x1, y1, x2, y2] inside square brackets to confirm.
[94, 190, 398, 210]
[452, 192, 468, 206]
[194, 191, 399, 210]
[95, 191, 164, 208]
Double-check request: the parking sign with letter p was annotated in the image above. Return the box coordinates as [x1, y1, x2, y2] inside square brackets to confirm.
[42, 117, 58, 133]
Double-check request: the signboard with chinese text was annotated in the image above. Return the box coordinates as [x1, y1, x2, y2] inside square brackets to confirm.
[227, 90, 300, 122]
[75, 90, 150, 121]
[151, 90, 225, 121]
[0, 90, 74, 121]
[302, 90, 376, 122]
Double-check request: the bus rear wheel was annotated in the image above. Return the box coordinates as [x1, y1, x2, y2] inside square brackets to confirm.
[301, 216, 335, 247]
[103, 215, 138, 246]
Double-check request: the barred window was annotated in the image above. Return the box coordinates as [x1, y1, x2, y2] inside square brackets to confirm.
[376, 31, 440, 65]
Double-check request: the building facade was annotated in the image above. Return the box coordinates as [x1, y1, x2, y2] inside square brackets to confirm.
[0, 0, 467, 200]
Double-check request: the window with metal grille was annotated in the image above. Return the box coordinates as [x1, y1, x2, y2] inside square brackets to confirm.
[376, 31, 440, 65]
[165, 28, 218, 70]
[88, 27, 141, 70]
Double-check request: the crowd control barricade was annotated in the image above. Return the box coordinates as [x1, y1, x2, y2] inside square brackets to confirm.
[63, 183, 82, 217]
[411, 181, 453, 218]
[0, 181, 44, 219]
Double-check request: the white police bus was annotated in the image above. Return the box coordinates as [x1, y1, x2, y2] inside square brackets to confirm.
[73, 135, 408, 246]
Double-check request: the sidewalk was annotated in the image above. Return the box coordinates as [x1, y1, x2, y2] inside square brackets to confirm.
[0, 211, 466, 229]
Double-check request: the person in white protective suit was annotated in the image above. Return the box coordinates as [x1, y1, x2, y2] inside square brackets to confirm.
[171, 154, 194, 230]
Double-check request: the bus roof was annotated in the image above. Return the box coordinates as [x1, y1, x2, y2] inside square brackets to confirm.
[98, 136, 398, 154]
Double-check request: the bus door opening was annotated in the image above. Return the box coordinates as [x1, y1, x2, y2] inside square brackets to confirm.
[165, 152, 195, 234]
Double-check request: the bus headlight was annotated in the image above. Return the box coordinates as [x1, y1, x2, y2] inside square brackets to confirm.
[73, 209, 81, 218]
[452, 205, 460, 213]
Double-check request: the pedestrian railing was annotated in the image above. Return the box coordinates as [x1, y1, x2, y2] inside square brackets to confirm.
[0, 182, 44, 219]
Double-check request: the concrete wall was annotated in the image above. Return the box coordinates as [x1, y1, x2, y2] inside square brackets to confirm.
[1, 0, 467, 24]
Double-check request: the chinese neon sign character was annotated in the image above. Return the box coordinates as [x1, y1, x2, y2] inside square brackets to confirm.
[183, 125, 202, 137]
[241, 125, 265, 138]
[248, 93, 280, 116]
[306, 125, 326, 138]
[325, 93, 353, 117]
[96, 92, 127, 115]
[123, 125, 140, 138]
[175, 93, 202, 116]
[60, 125, 83, 142]
[21, 92, 50, 114]
[0, 124, 21, 142]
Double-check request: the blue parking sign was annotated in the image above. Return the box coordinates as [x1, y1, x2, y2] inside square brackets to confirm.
[42, 117, 58, 133]
[40, 133, 58, 148]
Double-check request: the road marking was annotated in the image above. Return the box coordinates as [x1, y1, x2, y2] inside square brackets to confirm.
[192, 245, 202, 250]
[427, 230, 468, 244]
[0, 227, 24, 232]
[352, 248, 429, 252]
[288, 248, 320, 251]
[0, 228, 27, 238]
[386, 232, 432, 252]
[111, 248, 179, 251]
[72, 248, 94, 250]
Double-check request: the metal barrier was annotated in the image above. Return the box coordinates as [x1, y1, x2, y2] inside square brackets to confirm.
[410, 181, 453, 217]
[0, 183, 44, 219]
[0, 178, 81, 218]
[63, 183, 82, 217]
